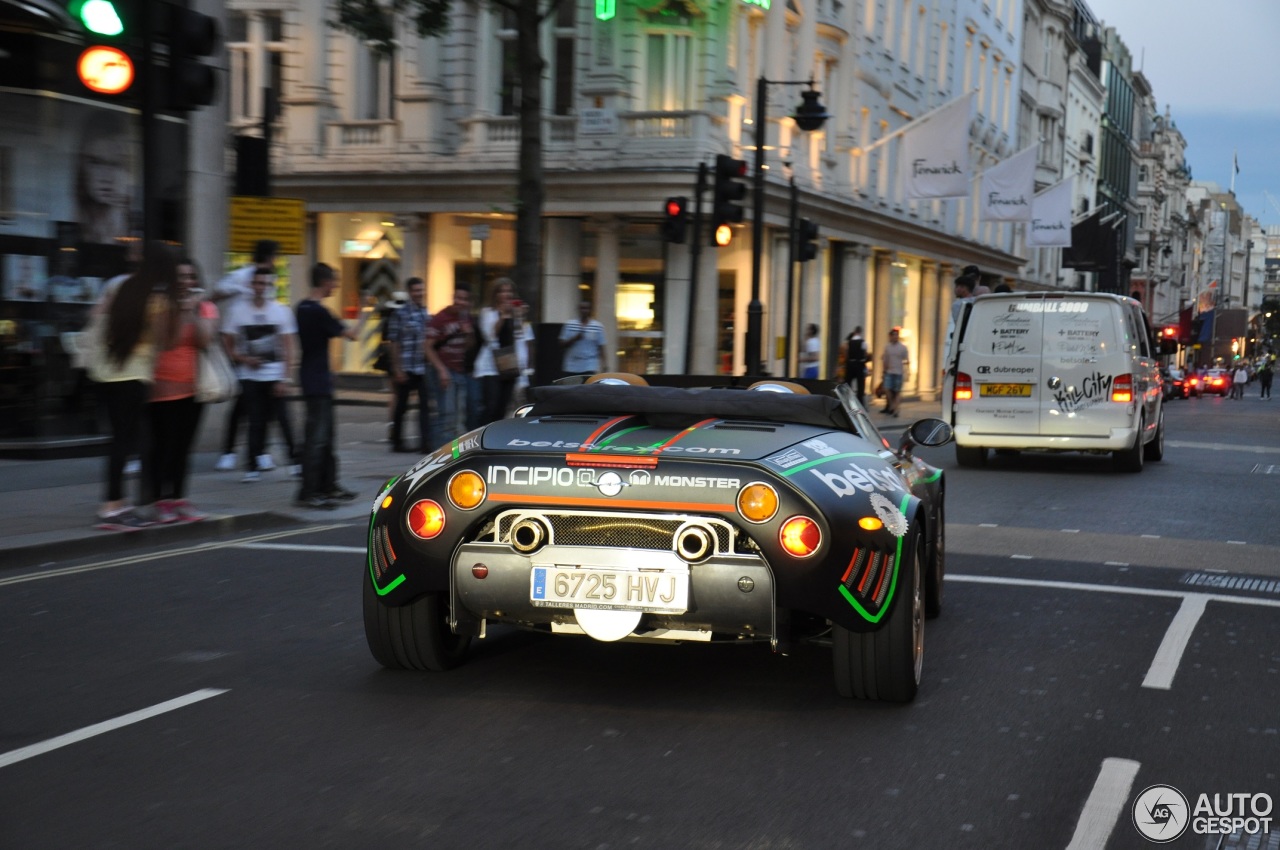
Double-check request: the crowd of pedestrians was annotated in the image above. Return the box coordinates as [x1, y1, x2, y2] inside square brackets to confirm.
[84, 243, 601, 529]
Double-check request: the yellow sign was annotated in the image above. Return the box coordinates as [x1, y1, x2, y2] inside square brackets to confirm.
[229, 197, 306, 255]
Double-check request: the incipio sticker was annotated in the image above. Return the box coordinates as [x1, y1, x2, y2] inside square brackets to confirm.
[766, 448, 807, 469]
[869, 493, 909, 538]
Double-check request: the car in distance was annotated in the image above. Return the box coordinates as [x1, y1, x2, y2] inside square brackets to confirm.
[1201, 368, 1232, 397]
[363, 374, 953, 703]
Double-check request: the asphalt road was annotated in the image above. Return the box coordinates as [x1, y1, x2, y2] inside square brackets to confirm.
[1, 394, 1277, 850]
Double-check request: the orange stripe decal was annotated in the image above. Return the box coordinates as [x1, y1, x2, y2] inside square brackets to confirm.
[489, 493, 734, 512]
[582, 415, 635, 450]
[647, 418, 720, 455]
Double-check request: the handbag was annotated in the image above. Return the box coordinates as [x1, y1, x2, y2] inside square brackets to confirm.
[874, 380, 886, 399]
[493, 345, 521, 380]
[195, 343, 240, 404]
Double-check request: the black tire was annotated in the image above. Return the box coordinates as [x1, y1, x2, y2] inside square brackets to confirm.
[1113, 416, 1145, 473]
[832, 533, 924, 702]
[955, 445, 987, 467]
[363, 577, 471, 671]
[925, 500, 944, 620]
[1143, 411, 1165, 462]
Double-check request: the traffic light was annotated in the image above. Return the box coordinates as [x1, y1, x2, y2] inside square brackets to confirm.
[71, 0, 135, 97]
[710, 154, 747, 247]
[661, 197, 688, 244]
[166, 5, 219, 111]
[1157, 325, 1179, 355]
[73, 0, 125, 36]
[796, 218, 819, 262]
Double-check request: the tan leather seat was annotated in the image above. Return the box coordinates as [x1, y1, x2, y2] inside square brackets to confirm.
[747, 379, 810, 394]
[585, 372, 650, 386]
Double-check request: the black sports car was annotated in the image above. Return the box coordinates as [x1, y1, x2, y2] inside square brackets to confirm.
[363, 375, 953, 702]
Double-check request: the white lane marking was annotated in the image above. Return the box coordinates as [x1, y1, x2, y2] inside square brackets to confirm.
[1166, 439, 1280, 454]
[1062, 529, 1080, 533]
[0, 689, 229, 770]
[1142, 595, 1208, 690]
[950, 573, 1280, 608]
[1011, 554, 1033, 560]
[952, 574, 1280, 693]
[232, 543, 365, 554]
[1141, 534, 1161, 539]
[979, 523, 1000, 527]
[0, 525, 349, 587]
[1065, 758, 1141, 850]
[1227, 540, 1247, 545]
[1104, 561, 1129, 567]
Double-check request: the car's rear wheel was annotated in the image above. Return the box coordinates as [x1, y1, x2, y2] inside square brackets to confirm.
[925, 501, 944, 620]
[1143, 411, 1165, 462]
[363, 578, 471, 671]
[955, 445, 987, 467]
[832, 533, 923, 702]
[1113, 415, 1145, 473]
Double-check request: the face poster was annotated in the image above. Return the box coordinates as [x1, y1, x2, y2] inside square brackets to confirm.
[0, 94, 141, 246]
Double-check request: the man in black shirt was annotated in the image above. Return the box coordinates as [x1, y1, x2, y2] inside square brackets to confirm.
[842, 325, 871, 406]
[295, 263, 358, 509]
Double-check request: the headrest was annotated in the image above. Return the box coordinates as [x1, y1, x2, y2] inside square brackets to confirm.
[585, 372, 650, 386]
[747, 380, 810, 395]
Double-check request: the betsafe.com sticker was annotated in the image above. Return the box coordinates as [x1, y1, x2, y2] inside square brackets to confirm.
[1132, 784, 1273, 843]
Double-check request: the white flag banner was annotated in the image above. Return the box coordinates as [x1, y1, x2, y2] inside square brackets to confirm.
[900, 92, 975, 200]
[1027, 177, 1074, 247]
[978, 146, 1037, 221]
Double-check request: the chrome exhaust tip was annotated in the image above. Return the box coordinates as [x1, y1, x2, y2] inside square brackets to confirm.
[675, 525, 713, 562]
[510, 518, 548, 554]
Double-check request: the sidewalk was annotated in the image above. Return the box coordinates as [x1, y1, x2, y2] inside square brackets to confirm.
[0, 386, 943, 570]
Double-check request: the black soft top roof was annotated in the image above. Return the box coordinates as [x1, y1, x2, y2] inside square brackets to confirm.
[526, 384, 853, 430]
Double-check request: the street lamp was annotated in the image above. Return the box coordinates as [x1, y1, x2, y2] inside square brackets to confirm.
[746, 77, 829, 376]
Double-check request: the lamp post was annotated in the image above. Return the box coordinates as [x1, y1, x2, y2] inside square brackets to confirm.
[745, 77, 828, 376]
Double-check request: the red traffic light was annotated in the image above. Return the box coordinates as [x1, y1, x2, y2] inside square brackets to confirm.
[665, 198, 686, 217]
[77, 45, 134, 95]
[661, 196, 689, 244]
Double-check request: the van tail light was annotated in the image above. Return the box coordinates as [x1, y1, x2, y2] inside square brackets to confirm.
[954, 372, 973, 402]
[1112, 374, 1133, 403]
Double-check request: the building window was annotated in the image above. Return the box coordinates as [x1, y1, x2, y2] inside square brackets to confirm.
[497, 6, 575, 116]
[227, 9, 286, 124]
[1138, 164, 1149, 183]
[355, 47, 394, 120]
[554, 0, 576, 115]
[644, 32, 693, 110]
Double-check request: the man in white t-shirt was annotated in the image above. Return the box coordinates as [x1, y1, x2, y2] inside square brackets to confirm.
[221, 264, 297, 481]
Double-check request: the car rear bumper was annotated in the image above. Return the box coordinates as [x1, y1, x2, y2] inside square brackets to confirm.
[954, 425, 1139, 452]
[450, 542, 778, 638]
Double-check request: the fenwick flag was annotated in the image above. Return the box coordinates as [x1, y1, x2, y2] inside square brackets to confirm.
[978, 146, 1037, 221]
[900, 92, 975, 200]
[1027, 177, 1074, 247]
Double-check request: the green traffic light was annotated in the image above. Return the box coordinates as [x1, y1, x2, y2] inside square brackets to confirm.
[79, 0, 124, 36]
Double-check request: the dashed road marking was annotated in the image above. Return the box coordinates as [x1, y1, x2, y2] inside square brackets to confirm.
[232, 543, 365, 554]
[1065, 757, 1141, 850]
[1142, 595, 1208, 690]
[0, 689, 229, 769]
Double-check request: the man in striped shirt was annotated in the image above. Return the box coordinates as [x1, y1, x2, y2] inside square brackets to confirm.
[559, 298, 606, 377]
[386, 277, 430, 453]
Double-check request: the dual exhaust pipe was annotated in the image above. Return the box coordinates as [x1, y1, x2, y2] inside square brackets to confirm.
[507, 517, 716, 563]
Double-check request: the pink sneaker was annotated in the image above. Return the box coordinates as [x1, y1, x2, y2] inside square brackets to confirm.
[171, 500, 208, 523]
[154, 500, 181, 524]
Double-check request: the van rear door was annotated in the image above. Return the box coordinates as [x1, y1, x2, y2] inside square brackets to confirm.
[955, 298, 1044, 435]
[1038, 297, 1129, 438]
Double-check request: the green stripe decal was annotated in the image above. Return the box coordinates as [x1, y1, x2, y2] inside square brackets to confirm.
[780, 451, 882, 477]
[920, 468, 942, 483]
[596, 425, 648, 447]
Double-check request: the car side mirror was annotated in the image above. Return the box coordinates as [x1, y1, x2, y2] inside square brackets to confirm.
[909, 418, 953, 447]
[898, 418, 953, 457]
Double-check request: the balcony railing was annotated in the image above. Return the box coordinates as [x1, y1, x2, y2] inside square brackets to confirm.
[326, 120, 399, 150]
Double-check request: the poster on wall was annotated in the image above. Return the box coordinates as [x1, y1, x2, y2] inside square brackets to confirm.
[0, 93, 141, 247]
[2, 254, 48, 301]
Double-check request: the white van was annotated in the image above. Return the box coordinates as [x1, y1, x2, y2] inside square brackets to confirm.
[943, 292, 1164, 472]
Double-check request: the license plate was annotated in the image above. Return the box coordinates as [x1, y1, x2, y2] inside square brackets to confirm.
[531, 566, 689, 613]
[979, 383, 1032, 397]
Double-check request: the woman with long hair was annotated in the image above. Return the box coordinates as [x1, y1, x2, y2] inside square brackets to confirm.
[147, 257, 216, 523]
[91, 242, 174, 531]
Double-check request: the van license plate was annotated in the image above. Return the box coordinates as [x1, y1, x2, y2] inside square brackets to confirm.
[980, 383, 1032, 397]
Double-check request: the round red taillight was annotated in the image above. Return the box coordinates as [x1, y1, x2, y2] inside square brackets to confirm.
[779, 516, 821, 557]
[407, 499, 446, 540]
